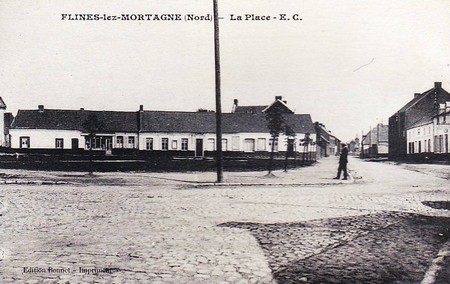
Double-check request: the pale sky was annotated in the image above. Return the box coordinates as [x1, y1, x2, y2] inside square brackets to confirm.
[1, 0, 449, 141]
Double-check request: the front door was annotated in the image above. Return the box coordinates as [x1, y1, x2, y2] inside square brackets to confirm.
[71, 138, 79, 149]
[195, 139, 203, 157]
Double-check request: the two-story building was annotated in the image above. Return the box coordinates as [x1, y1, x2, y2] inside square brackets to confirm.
[361, 124, 389, 158]
[389, 82, 450, 160]
[406, 101, 450, 159]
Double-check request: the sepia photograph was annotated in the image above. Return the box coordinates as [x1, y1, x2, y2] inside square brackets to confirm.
[1, 0, 450, 283]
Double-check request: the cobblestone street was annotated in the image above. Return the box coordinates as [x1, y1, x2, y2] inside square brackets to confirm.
[1, 157, 450, 283]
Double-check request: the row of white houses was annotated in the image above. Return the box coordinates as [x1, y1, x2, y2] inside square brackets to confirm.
[2, 97, 319, 157]
[406, 102, 450, 155]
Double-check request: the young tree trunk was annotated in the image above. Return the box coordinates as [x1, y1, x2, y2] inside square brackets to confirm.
[89, 136, 93, 175]
[284, 150, 288, 172]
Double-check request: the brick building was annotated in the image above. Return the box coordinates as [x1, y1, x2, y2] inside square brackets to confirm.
[388, 82, 450, 160]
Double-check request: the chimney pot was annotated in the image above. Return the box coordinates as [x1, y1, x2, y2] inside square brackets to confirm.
[233, 99, 238, 106]
[38, 105, 44, 112]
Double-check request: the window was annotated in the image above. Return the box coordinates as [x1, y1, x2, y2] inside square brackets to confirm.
[257, 138, 266, 151]
[207, 138, 215, 151]
[181, 138, 188, 151]
[232, 136, 240, 150]
[55, 138, 64, 149]
[161, 138, 169, 150]
[128, 136, 135, 148]
[244, 138, 255, 152]
[434, 135, 439, 152]
[172, 140, 178, 149]
[20, 137, 30, 149]
[146, 138, 153, 150]
[116, 136, 124, 148]
[221, 138, 228, 151]
[428, 139, 431, 153]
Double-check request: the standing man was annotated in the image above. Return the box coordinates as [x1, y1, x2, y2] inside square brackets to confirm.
[334, 143, 349, 180]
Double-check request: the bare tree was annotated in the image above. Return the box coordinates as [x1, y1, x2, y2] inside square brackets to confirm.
[265, 109, 286, 175]
[283, 125, 296, 172]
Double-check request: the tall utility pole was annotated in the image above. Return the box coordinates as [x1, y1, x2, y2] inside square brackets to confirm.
[213, 0, 223, 183]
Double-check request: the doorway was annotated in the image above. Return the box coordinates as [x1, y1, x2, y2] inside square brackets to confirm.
[195, 139, 203, 157]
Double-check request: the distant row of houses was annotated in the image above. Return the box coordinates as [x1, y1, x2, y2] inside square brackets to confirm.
[0, 96, 342, 160]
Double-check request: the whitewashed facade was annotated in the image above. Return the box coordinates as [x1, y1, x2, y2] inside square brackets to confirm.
[8, 98, 318, 158]
[406, 102, 450, 154]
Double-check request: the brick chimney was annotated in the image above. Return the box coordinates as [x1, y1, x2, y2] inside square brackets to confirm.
[232, 99, 238, 113]
[435, 82, 442, 89]
[414, 93, 421, 98]
[275, 96, 282, 100]
[139, 105, 144, 111]
[38, 105, 44, 112]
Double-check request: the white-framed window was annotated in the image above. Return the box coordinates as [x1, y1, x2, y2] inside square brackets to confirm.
[55, 138, 64, 149]
[244, 138, 255, 152]
[146, 138, 153, 150]
[181, 138, 188, 151]
[207, 138, 215, 151]
[172, 140, 178, 149]
[20, 137, 30, 149]
[128, 136, 135, 148]
[116, 136, 124, 148]
[257, 138, 266, 151]
[232, 136, 240, 151]
[161, 138, 169, 150]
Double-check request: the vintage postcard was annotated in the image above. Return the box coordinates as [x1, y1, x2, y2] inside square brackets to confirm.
[1, 1, 450, 283]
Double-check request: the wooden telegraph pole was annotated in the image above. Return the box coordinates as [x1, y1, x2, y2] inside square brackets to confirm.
[213, 0, 223, 183]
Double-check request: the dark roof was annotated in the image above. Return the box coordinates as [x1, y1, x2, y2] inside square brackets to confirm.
[139, 111, 315, 134]
[12, 108, 315, 134]
[234, 105, 267, 114]
[12, 109, 81, 130]
[0, 97, 6, 109]
[84, 110, 139, 132]
[11, 109, 138, 132]
[396, 88, 434, 113]
[263, 100, 294, 114]
[234, 100, 294, 114]
[408, 116, 433, 129]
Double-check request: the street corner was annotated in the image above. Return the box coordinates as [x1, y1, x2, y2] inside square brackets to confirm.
[218, 212, 450, 284]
